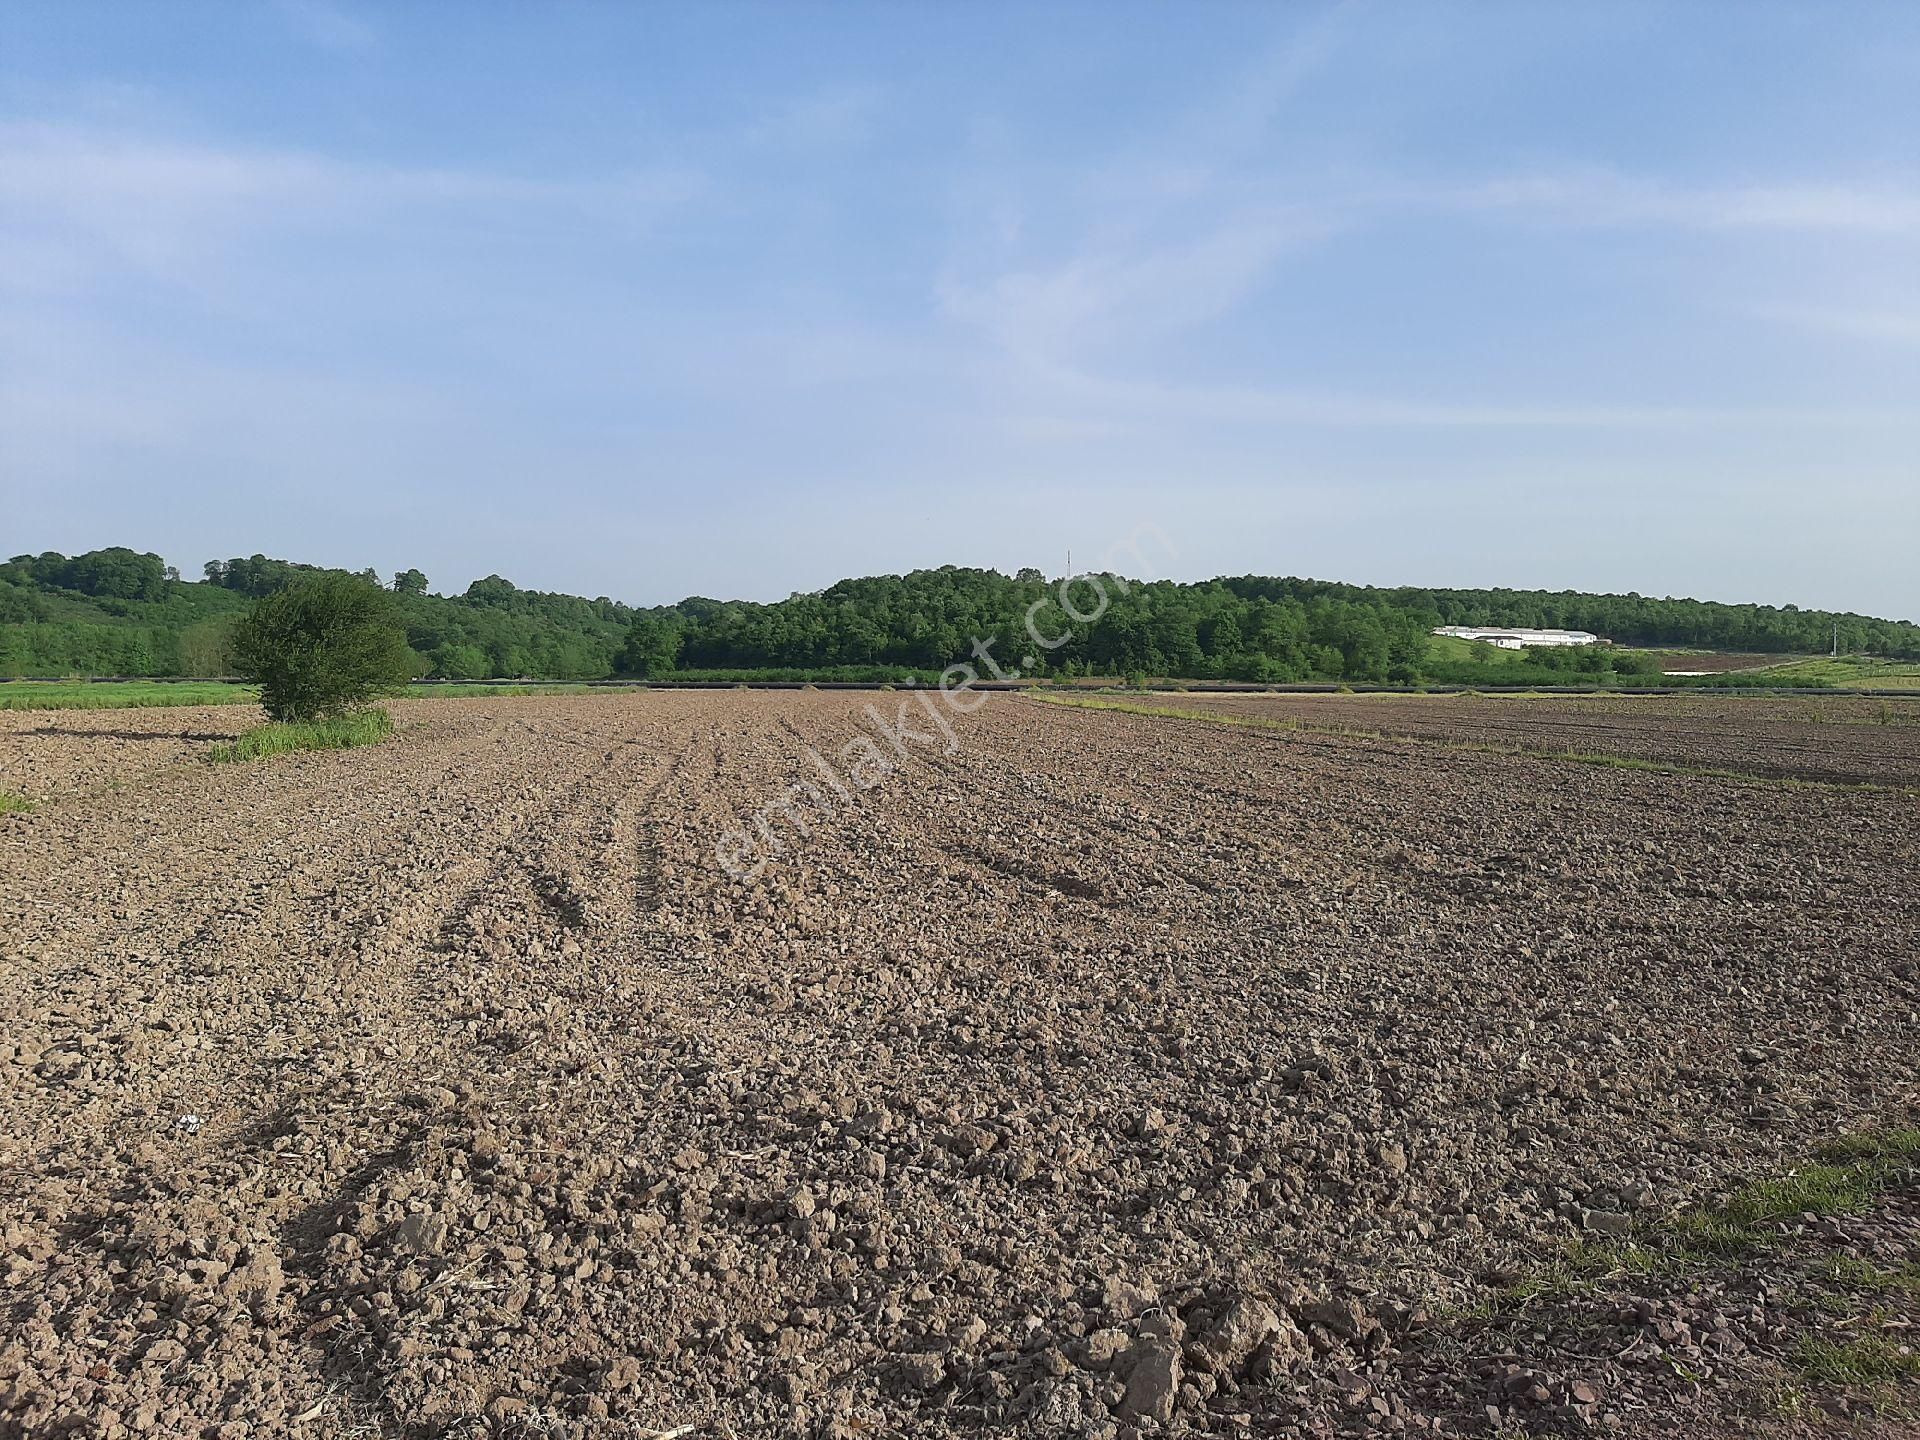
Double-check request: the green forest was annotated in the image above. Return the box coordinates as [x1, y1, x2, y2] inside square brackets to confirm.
[5, 546, 1918, 685]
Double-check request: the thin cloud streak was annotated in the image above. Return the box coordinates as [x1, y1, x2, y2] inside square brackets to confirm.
[0, 123, 708, 290]
[1458, 172, 1920, 234]
[1008, 364, 1915, 433]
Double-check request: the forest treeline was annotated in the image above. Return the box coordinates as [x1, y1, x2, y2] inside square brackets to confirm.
[4, 546, 1917, 683]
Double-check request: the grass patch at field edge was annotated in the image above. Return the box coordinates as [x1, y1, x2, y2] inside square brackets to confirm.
[1792, 1334, 1920, 1387]
[1484, 1128, 1920, 1317]
[0, 789, 35, 814]
[208, 708, 395, 763]
[0, 681, 258, 710]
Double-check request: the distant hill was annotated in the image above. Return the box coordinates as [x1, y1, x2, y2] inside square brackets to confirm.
[4, 546, 1917, 683]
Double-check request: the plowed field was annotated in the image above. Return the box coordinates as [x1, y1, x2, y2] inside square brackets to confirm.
[1149, 691, 1920, 787]
[4, 693, 1918, 1438]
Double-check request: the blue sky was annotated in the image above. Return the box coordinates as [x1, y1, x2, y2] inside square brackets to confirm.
[4, 3, 1917, 616]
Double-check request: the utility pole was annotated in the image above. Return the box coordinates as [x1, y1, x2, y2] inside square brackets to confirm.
[1832, 620, 1839, 659]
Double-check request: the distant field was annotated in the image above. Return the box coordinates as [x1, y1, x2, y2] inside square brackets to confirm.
[1423, 633, 1526, 665]
[1747, 657, 1920, 689]
[1634, 649, 1797, 674]
[1133, 689, 1920, 787]
[0, 681, 257, 710]
[0, 680, 612, 710]
[9, 651, 1920, 713]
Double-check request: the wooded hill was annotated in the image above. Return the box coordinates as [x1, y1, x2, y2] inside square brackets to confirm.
[5, 546, 1917, 684]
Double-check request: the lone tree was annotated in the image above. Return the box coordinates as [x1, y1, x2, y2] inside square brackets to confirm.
[231, 573, 414, 721]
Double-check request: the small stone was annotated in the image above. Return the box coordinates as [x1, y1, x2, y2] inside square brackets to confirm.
[899, 1353, 945, 1391]
[1584, 1209, 1633, 1239]
[1194, 1298, 1280, 1371]
[1019, 1377, 1086, 1428]
[1082, 1328, 1131, 1369]
[1103, 1275, 1158, 1320]
[1138, 1310, 1185, 1344]
[1118, 1339, 1181, 1423]
[1299, 1296, 1369, 1341]
[600, 1356, 641, 1392]
[391, 1213, 449, 1257]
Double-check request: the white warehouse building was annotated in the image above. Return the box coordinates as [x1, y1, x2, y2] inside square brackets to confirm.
[1433, 625, 1601, 650]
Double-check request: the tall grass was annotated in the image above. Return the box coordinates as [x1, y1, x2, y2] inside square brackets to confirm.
[208, 708, 394, 763]
[0, 681, 258, 710]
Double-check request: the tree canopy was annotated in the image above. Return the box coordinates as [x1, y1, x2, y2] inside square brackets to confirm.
[229, 574, 414, 721]
[4, 546, 1918, 683]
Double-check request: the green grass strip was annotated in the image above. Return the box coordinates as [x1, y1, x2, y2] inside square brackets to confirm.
[207, 708, 395, 763]
[402, 682, 598, 698]
[0, 789, 35, 814]
[0, 681, 259, 711]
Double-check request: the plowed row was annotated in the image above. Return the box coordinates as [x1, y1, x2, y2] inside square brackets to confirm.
[1148, 691, 1920, 787]
[3, 692, 1918, 1438]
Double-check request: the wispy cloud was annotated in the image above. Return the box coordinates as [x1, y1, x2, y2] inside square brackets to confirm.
[935, 14, 1359, 365]
[739, 85, 883, 154]
[1461, 171, 1920, 234]
[274, 0, 379, 54]
[0, 122, 707, 292]
[1754, 300, 1920, 346]
[937, 207, 1337, 362]
[998, 365, 1910, 435]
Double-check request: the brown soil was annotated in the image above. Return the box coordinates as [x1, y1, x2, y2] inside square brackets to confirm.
[0, 706, 249, 804]
[1156, 692, 1920, 787]
[1642, 653, 1799, 675]
[3, 692, 1917, 1438]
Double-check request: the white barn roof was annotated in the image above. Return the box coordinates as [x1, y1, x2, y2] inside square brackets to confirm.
[1433, 625, 1601, 648]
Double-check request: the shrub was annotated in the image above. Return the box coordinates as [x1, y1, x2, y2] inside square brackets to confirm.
[230, 574, 413, 721]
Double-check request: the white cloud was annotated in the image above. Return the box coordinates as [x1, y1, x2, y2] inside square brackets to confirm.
[937, 208, 1336, 362]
